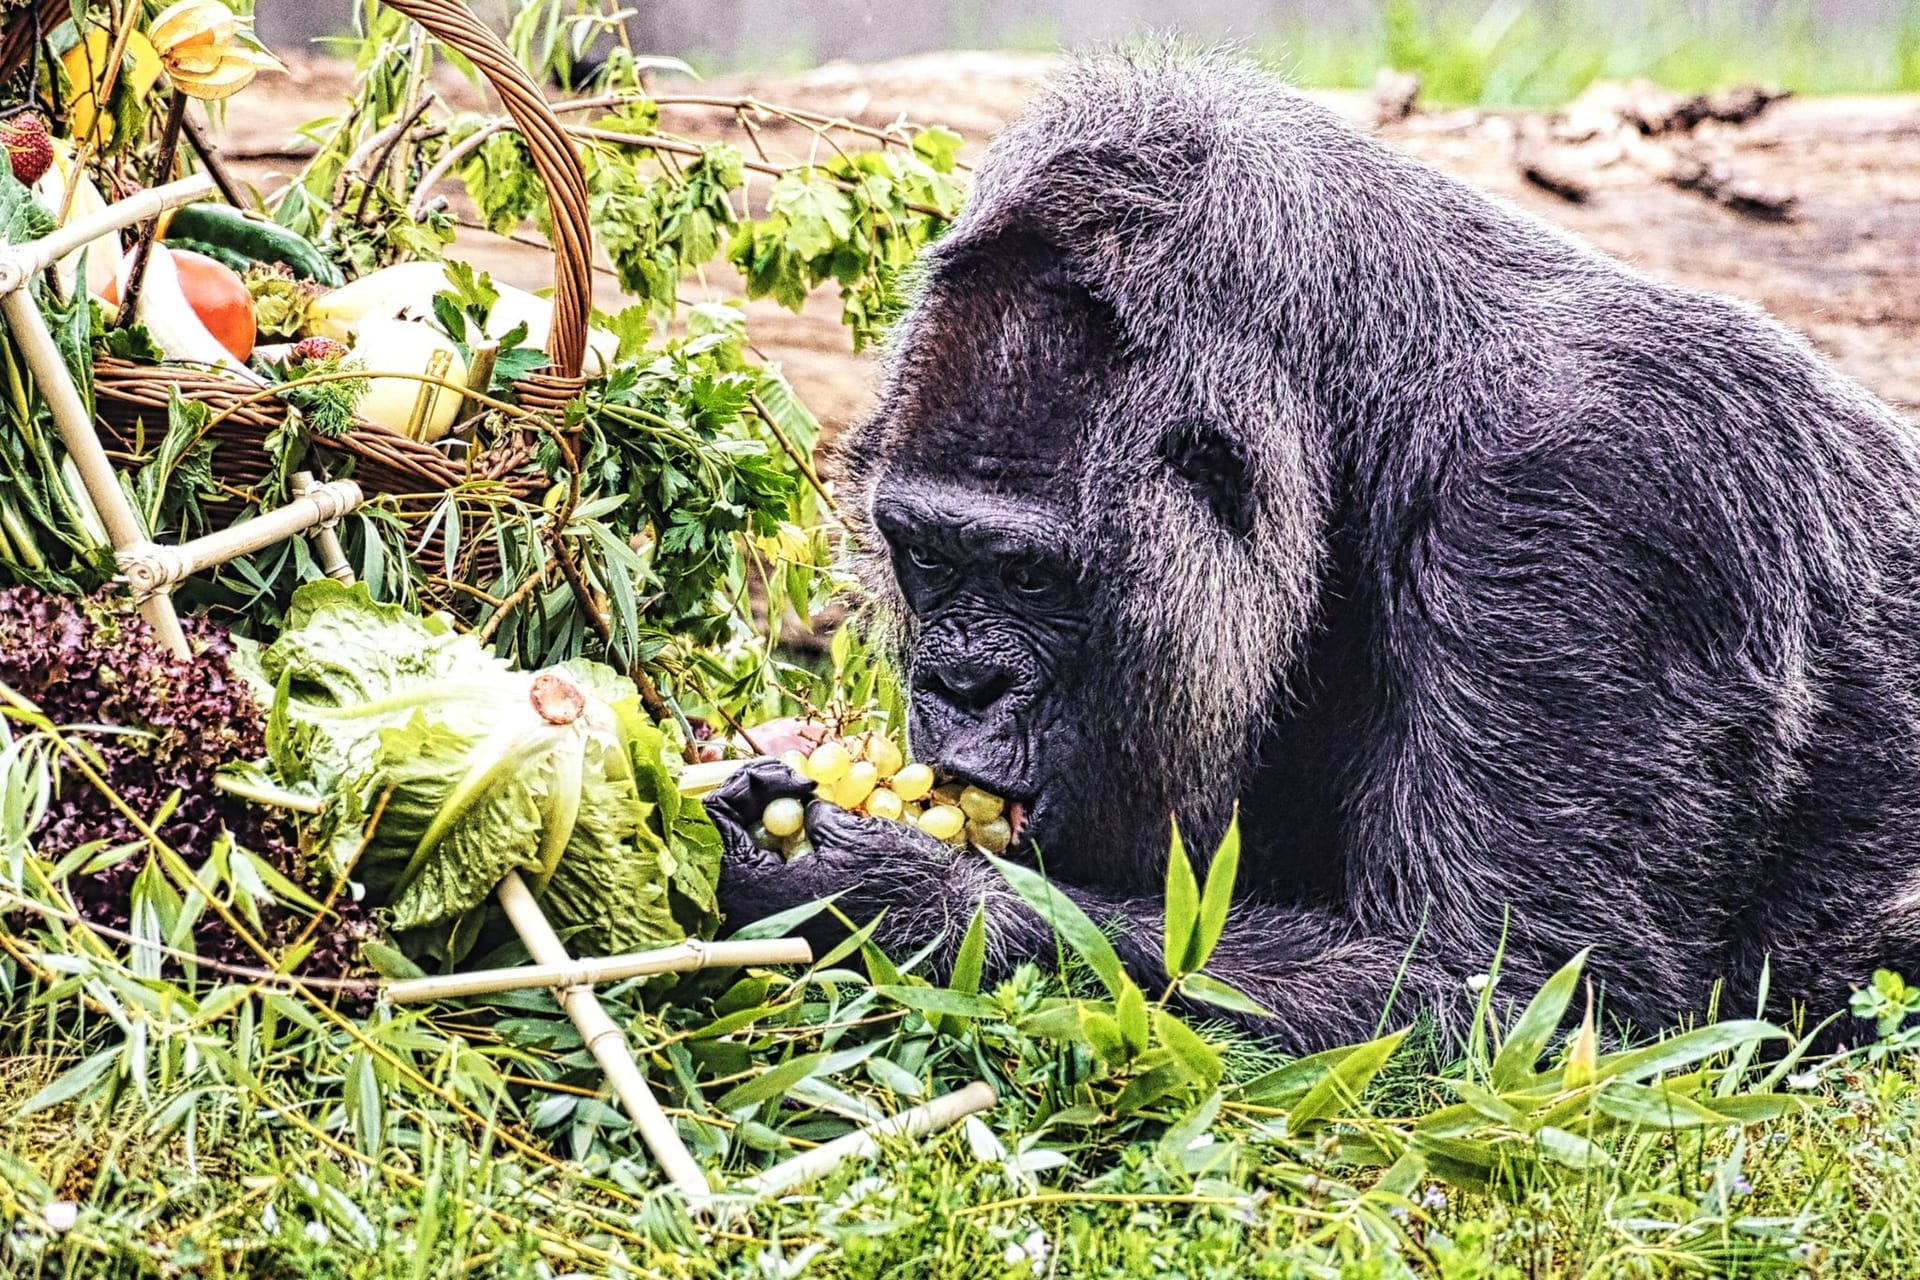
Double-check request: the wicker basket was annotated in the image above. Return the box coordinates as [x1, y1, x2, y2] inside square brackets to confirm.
[88, 0, 595, 574]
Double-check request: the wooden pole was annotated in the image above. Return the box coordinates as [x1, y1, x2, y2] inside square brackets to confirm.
[0, 174, 219, 660]
[116, 480, 363, 602]
[293, 471, 358, 583]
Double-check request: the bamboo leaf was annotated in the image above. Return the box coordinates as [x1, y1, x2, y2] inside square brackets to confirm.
[1179, 971, 1274, 1019]
[1595, 1020, 1786, 1086]
[1189, 812, 1241, 975]
[715, 1043, 878, 1114]
[1490, 950, 1590, 1091]
[1117, 981, 1151, 1060]
[1163, 817, 1200, 977]
[17, 1048, 119, 1117]
[1288, 1027, 1408, 1133]
[1535, 1124, 1612, 1171]
[1154, 1007, 1223, 1090]
[988, 854, 1127, 999]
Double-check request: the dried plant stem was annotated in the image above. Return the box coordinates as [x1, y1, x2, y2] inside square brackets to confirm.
[117, 92, 192, 326]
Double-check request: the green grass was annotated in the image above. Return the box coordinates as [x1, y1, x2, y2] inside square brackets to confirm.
[7, 928, 1920, 1280]
[1259, 0, 1920, 106]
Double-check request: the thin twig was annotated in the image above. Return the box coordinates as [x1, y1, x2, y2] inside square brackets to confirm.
[0, 889, 374, 993]
[355, 91, 439, 223]
[180, 111, 248, 207]
[749, 391, 840, 521]
[115, 93, 191, 327]
[473, 551, 556, 644]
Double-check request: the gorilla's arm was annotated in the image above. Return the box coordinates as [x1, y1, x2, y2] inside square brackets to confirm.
[711, 761, 1455, 1054]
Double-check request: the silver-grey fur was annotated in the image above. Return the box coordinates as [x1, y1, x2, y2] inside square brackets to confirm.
[710, 50, 1920, 1053]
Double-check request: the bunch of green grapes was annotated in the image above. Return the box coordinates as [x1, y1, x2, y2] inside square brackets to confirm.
[748, 732, 1011, 860]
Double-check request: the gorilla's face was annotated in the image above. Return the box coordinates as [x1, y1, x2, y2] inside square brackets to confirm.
[851, 233, 1290, 888]
[872, 479, 1099, 862]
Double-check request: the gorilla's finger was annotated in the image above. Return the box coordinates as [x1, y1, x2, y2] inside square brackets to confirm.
[703, 757, 815, 834]
[803, 798, 947, 860]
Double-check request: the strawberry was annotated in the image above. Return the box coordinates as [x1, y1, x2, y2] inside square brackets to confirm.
[0, 113, 53, 186]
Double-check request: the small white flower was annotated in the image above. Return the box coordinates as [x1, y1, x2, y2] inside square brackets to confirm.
[42, 1201, 77, 1233]
[1785, 1071, 1822, 1090]
[304, 1221, 331, 1245]
[1002, 1228, 1050, 1267]
[1465, 973, 1492, 994]
[1420, 1185, 1448, 1212]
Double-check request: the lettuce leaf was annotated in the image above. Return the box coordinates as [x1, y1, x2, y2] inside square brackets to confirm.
[237, 580, 718, 955]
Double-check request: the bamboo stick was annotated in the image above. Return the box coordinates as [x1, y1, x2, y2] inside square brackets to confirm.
[738, 1081, 999, 1198]
[494, 869, 713, 1206]
[212, 773, 328, 815]
[383, 936, 813, 1003]
[117, 480, 363, 600]
[293, 470, 357, 583]
[0, 174, 214, 294]
[0, 287, 191, 655]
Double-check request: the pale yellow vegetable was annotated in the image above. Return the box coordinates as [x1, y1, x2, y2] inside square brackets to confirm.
[308, 261, 616, 373]
[345, 318, 469, 442]
[31, 140, 118, 300]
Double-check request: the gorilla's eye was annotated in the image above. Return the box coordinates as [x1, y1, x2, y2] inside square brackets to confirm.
[903, 543, 950, 578]
[1005, 561, 1053, 598]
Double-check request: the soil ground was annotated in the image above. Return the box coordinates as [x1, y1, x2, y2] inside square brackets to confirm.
[216, 51, 1920, 433]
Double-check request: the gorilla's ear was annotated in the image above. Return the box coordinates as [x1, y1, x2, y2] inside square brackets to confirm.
[1161, 419, 1256, 541]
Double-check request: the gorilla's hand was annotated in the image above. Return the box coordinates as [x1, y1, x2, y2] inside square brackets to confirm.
[704, 756, 815, 862]
[711, 757, 974, 938]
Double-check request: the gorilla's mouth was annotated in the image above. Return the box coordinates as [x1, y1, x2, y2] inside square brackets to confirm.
[934, 767, 1038, 855]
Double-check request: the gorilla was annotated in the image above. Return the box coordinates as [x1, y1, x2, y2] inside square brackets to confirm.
[711, 52, 1920, 1054]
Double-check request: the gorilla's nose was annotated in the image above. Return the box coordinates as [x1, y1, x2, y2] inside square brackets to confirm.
[920, 659, 1015, 713]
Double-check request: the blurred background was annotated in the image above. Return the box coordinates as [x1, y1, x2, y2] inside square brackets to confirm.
[235, 1, 1920, 429]
[258, 0, 1920, 104]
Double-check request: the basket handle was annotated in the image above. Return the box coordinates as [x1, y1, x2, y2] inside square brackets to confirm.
[380, 0, 592, 385]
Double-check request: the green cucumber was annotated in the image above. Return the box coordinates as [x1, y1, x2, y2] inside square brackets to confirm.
[159, 236, 255, 276]
[162, 203, 345, 286]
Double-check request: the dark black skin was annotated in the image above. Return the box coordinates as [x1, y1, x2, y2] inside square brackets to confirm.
[710, 55, 1920, 1054]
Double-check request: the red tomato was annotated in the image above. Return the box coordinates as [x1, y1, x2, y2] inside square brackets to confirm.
[104, 247, 255, 362]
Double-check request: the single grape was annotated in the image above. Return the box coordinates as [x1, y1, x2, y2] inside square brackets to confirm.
[805, 741, 852, 785]
[749, 821, 777, 851]
[958, 785, 1004, 823]
[763, 796, 806, 838]
[866, 787, 905, 821]
[891, 762, 935, 803]
[865, 735, 905, 779]
[918, 803, 966, 843]
[780, 749, 809, 776]
[931, 782, 964, 807]
[969, 816, 1012, 853]
[834, 760, 879, 809]
[783, 837, 815, 861]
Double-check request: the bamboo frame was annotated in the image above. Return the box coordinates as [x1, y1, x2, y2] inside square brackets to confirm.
[739, 1082, 999, 1198]
[383, 936, 813, 1002]
[118, 479, 363, 601]
[293, 470, 357, 582]
[494, 870, 714, 1205]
